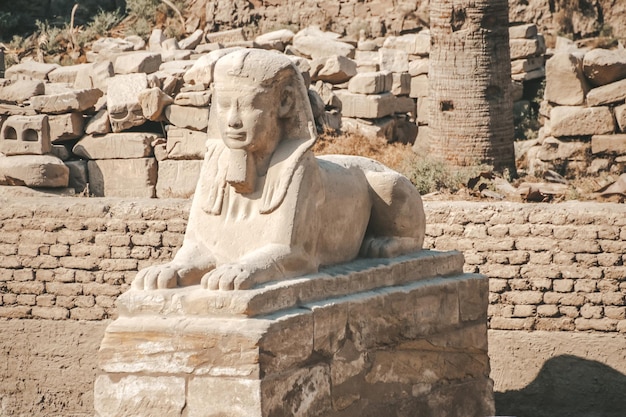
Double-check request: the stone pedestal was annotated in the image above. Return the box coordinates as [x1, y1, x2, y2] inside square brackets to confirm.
[95, 250, 494, 417]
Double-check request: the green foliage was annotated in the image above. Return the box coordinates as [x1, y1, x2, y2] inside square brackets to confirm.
[76, 9, 123, 47]
[34, 20, 67, 55]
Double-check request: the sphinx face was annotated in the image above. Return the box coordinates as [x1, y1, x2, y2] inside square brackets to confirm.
[213, 77, 281, 157]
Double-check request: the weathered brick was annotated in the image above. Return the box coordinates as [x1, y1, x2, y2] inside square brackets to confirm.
[21, 255, 59, 269]
[597, 226, 620, 240]
[575, 228, 598, 240]
[35, 269, 54, 282]
[528, 211, 568, 225]
[509, 279, 530, 290]
[20, 230, 57, 245]
[535, 318, 575, 331]
[473, 238, 515, 251]
[480, 265, 520, 279]
[507, 224, 531, 236]
[508, 251, 531, 265]
[54, 268, 76, 283]
[433, 236, 473, 251]
[162, 232, 184, 248]
[0, 256, 21, 268]
[553, 279, 574, 292]
[530, 225, 553, 237]
[131, 232, 162, 247]
[575, 254, 598, 267]
[580, 304, 603, 319]
[558, 240, 601, 254]
[503, 291, 544, 304]
[167, 220, 187, 233]
[0, 306, 31, 318]
[7, 281, 44, 295]
[146, 221, 168, 232]
[100, 259, 138, 271]
[111, 247, 131, 258]
[584, 292, 603, 304]
[57, 230, 95, 244]
[559, 293, 586, 306]
[600, 240, 626, 252]
[74, 295, 95, 308]
[489, 279, 508, 293]
[602, 292, 625, 305]
[16, 295, 37, 306]
[486, 225, 508, 237]
[49, 244, 69, 257]
[46, 282, 82, 296]
[537, 304, 559, 317]
[2, 294, 17, 304]
[74, 270, 98, 283]
[575, 318, 617, 331]
[597, 253, 621, 266]
[597, 280, 620, 292]
[528, 251, 553, 265]
[105, 219, 128, 232]
[36, 294, 55, 307]
[574, 279, 597, 293]
[463, 224, 487, 238]
[515, 237, 554, 251]
[551, 226, 576, 240]
[520, 265, 561, 279]
[70, 306, 106, 320]
[618, 320, 626, 333]
[131, 246, 152, 259]
[31, 306, 69, 320]
[529, 278, 552, 290]
[513, 305, 536, 317]
[13, 269, 34, 281]
[559, 306, 580, 318]
[69, 244, 110, 258]
[0, 244, 17, 256]
[17, 244, 40, 256]
[127, 221, 149, 233]
[59, 257, 99, 270]
[95, 295, 117, 308]
[0, 232, 19, 244]
[82, 282, 121, 297]
[55, 295, 76, 308]
[603, 266, 626, 281]
[489, 317, 534, 330]
[605, 306, 626, 320]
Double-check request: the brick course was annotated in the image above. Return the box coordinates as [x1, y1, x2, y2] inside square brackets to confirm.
[0, 198, 625, 333]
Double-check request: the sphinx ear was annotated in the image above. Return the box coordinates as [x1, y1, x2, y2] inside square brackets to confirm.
[278, 86, 295, 118]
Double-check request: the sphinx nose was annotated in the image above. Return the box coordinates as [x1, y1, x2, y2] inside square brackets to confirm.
[227, 108, 243, 129]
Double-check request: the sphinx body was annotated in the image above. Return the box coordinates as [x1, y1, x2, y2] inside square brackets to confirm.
[133, 49, 426, 291]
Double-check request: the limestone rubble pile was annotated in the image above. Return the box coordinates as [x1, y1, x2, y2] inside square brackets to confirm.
[526, 45, 626, 178]
[0, 24, 556, 198]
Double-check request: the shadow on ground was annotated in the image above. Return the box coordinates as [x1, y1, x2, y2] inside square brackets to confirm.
[495, 354, 626, 417]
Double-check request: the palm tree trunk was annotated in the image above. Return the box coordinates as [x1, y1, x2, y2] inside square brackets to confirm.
[429, 0, 516, 172]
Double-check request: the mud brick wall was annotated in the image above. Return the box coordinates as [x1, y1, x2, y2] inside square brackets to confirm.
[0, 198, 625, 333]
[425, 201, 626, 333]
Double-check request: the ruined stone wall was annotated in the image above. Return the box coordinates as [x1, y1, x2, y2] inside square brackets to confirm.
[1, 198, 624, 332]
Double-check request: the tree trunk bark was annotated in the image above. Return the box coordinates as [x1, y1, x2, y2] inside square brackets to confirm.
[429, 0, 516, 172]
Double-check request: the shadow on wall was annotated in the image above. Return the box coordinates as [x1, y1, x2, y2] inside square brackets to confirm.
[496, 354, 626, 417]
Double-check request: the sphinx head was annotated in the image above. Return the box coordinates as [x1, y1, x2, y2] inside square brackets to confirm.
[211, 49, 314, 161]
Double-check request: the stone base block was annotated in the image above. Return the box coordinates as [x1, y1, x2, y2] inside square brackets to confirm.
[96, 251, 494, 417]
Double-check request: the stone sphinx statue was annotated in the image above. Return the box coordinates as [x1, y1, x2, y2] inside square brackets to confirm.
[133, 48, 426, 291]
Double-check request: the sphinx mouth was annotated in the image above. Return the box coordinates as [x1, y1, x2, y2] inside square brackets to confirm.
[225, 132, 246, 141]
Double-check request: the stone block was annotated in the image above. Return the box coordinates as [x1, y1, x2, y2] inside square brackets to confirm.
[511, 56, 544, 75]
[0, 154, 69, 187]
[391, 72, 411, 96]
[164, 105, 210, 131]
[0, 115, 50, 155]
[408, 58, 429, 76]
[582, 48, 626, 87]
[178, 29, 204, 50]
[138, 87, 174, 121]
[114, 51, 162, 75]
[348, 71, 391, 94]
[92, 37, 135, 54]
[335, 91, 397, 119]
[410, 74, 429, 98]
[47, 63, 91, 84]
[382, 31, 430, 56]
[73, 132, 158, 160]
[549, 106, 615, 137]
[394, 96, 416, 115]
[48, 112, 84, 143]
[292, 31, 355, 60]
[205, 28, 246, 44]
[544, 52, 589, 106]
[165, 126, 207, 160]
[30, 89, 103, 114]
[4, 61, 59, 81]
[378, 48, 409, 73]
[174, 91, 211, 107]
[85, 109, 112, 135]
[591, 134, 626, 155]
[586, 78, 626, 106]
[88, 158, 157, 198]
[0, 80, 44, 104]
[73, 61, 114, 92]
[156, 159, 202, 198]
[341, 117, 396, 141]
[509, 23, 538, 39]
[314, 55, 357, 84]
[107, 73, 148, 132]
[510, 36, 546, 60]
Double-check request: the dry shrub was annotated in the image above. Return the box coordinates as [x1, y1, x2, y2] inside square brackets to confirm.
[312, 130, 409, 172]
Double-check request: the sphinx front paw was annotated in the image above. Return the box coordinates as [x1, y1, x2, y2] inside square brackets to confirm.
[132, 263, 181, 290]
[201, 264, 255, 291]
